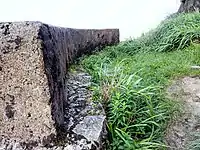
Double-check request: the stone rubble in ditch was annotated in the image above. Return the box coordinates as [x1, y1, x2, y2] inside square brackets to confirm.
[62, 70, 107, 150]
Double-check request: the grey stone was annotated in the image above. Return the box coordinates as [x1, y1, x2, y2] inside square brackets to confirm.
[68, 90, 76, 95]
[76, 98, 86, 101]
[68, 95, 79, 101]
[64, 145, 82, 150]
[67, 117, 74, 129]
[63, 139, 92, 150]
[51, 147, 63, 150]
[73, 115, 106, 142]
[79, 83, 91, 88]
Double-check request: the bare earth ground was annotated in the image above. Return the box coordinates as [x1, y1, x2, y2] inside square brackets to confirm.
[166, 76, 200, 150]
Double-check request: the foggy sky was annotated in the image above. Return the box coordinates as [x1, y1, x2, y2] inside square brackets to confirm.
[0, 0, 180, 40]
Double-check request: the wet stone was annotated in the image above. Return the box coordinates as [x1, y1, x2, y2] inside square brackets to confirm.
[63, 69, 106, 150]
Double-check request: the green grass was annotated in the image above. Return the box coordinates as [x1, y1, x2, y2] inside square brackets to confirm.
[118, 13, 200, 54]
[79, 13, 200, 149]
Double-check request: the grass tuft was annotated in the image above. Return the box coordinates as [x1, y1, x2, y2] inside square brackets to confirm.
[113, 13, 200, 55]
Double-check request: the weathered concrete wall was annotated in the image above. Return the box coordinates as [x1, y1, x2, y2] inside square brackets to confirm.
[178, 0, 200, 13]
[0, 21, 119, 148]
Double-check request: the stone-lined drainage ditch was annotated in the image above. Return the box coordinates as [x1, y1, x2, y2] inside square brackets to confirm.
[62, 68, 107, 150]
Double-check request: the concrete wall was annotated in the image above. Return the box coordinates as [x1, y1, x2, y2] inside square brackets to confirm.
[0, 21, 119, 147]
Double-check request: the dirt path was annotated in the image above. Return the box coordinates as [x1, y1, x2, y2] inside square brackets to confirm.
[166, 76, 200, 150]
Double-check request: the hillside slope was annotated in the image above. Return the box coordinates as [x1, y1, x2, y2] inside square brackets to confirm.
[80, 13, 200, 149]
